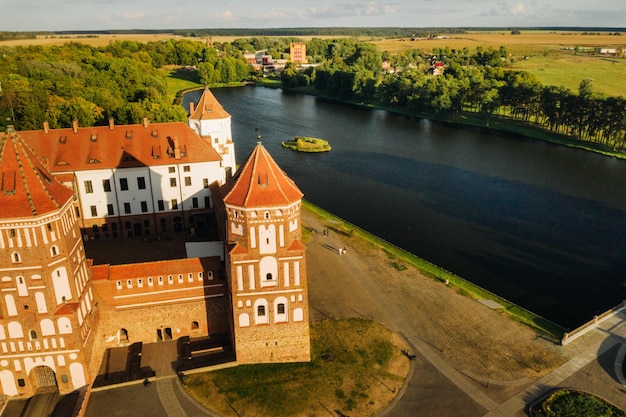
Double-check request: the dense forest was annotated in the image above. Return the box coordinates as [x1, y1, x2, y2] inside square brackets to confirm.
[1, 35, 625, 153]
[0, 39, 253, 130]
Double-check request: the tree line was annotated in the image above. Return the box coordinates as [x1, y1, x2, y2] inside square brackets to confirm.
[2, 35, 625, 153]
[0, 39, 253, 130]
[282, 42, 626, 153]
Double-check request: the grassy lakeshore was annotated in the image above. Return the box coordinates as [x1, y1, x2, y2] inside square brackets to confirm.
[301, 200, 566, 340]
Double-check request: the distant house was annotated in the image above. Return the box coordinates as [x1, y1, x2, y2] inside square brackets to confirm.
[289, 42, 307, 64]
[596, 47, 625, 57]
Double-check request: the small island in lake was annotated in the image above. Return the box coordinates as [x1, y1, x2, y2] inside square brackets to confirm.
[282, 136, 331, 152]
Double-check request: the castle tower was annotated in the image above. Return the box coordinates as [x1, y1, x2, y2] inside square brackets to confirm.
[0, 127, 97, 397]
[219, 142, 310, 364]
[188, 88, 236, 176]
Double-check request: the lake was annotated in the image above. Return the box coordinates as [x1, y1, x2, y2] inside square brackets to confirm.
[185, 86, 626, 329]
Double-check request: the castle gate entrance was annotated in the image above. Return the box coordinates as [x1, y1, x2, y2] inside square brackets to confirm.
[29, 365, 57, 394]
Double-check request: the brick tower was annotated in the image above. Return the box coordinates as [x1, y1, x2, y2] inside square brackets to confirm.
[0, 127, 97, 397]
[217, 142, 311, 364]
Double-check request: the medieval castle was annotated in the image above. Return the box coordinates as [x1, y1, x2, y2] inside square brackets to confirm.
[0, 88, 311, 398]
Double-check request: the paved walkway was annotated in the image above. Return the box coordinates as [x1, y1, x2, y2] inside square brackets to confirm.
[483, 311, 626, 417]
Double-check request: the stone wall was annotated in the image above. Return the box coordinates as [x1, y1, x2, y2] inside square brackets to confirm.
[235, 321, 311, 363]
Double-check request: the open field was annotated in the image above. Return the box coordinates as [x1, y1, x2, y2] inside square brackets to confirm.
[0, 33, 334, 48]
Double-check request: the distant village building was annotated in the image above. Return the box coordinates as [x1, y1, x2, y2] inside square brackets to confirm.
[0, 88, 311, 398]
[289, 42, 307, 64]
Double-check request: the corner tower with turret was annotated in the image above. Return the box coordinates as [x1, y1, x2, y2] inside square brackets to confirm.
[188, 88, 236, 177]
[216, 142, 310, 364]
[0, 127, 97, 397]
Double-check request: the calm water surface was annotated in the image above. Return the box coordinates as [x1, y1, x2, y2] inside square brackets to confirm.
[186, 87, 626, 329]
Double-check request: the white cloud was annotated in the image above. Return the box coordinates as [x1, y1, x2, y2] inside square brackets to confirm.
[217, 10, 234, 20]
[504, 1, 527, 16]
[117, 11, 145, 20]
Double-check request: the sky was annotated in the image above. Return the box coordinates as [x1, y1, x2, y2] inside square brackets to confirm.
[2, 0, 625, 32]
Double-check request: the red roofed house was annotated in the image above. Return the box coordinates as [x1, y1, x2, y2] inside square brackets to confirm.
[0, 89, 310, 399]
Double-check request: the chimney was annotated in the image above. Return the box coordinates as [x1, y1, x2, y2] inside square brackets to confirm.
[72, 120, 78, 134]
[174, 137, 181, 159]
[43, 121, 49, 134]
[109, 118, 114, 130]
[189, 101, 195, 115]
[143, 117, 148, 129]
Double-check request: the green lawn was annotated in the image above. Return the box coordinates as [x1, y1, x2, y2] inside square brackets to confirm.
[183, 318, 409, 417]
[509, 52, 626, 97]
[160, 67, 203, 96]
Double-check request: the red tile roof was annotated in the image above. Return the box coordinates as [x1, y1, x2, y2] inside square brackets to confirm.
[54, 302, 80, 315]
[17, 121, 221, 173]
[222, 143, 303, 207]
[287, 240, 306, 251]
[91, 257, 220, 280]
[189, 88, 231, 121]
[0, 128, 74, 219]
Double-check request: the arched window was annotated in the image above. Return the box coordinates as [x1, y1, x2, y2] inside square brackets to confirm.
[40, 319, 55, 336]
[4, 295, 17, 316]
[191, 321, 199, 329]
[51, 246, 59, 257]
[29, 330, 37, 340]
[274, 297, 288, 323]
[35, 292, 47, 313]
[57, 317, 72, 334]
[254, 299, 269, 325]
[11, 252, 21, 263]
[7, 322, 23, 339]
[266, 273, 273, 281]
[238, 313, 250, 327]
